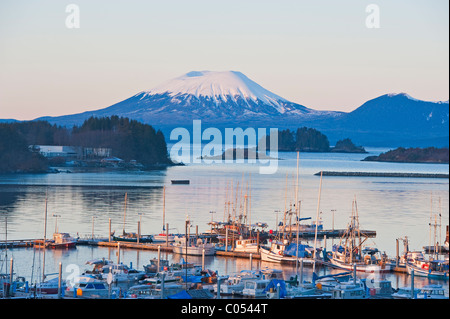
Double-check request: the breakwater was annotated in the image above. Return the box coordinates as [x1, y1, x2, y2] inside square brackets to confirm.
[315, 171, 449, 178]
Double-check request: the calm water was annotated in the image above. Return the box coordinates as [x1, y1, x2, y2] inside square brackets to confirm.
[0, 147, 448, 293]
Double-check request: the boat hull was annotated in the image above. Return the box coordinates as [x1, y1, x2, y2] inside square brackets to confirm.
[329, 258, 392, 273]
[172, 245, 216, 256]
[260, 247, 315, 265]
[406, 264, 449, 279]
[112, 236, 153, 243]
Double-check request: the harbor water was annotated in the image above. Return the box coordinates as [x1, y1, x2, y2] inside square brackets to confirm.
[1, 147, 449, 295]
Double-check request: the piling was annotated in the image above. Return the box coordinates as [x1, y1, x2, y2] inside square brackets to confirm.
[58, 262, 62, 299]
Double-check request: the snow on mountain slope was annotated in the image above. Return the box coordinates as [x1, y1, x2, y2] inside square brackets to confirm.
[140, 71, 290, 113]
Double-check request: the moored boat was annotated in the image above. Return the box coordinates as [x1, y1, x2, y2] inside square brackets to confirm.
[328, 199, 391, 273]
[260, 240, 316, 265]
[49, 232, 77, 249]
[172, 236, 215, 256]
[406, 259, 449, 279]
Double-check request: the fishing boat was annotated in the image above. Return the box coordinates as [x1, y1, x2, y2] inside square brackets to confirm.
[172, 236, 215, 256]
[329, 199, 391, 273]
[48, 232, 77, 249]
[406, 258, 449, 279]
[260, 240, 316, 265]
[233, 237, 259, 253]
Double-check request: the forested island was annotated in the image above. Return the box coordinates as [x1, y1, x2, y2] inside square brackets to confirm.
[0, 116, 173, 173]
[260, 128, 367, 153]
[363, 147, 449, 164]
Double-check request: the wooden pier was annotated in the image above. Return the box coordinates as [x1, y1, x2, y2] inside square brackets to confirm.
[0, 239, 36, 249]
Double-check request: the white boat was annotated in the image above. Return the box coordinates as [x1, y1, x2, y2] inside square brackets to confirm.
[242, 268, 284, 298]
[49, 232, 77, 249]
[30, 277, 66, 295]
[265, 279, 324, 299]
[214, 270, 261, 295]
[100, 263, 146, 282]
[260, 240, 315, 265]
[278, 217, 323, 234]
[126, 283, 184, 299]
[153, 233, 176, 242]
[142, 270, 183, 285]
[242, 278, 271, 298]
[406, 259, 449, 280]
[392, 287, 420, 299]
[233, 237, 259, 253]
[330, 281, 368, 299]
[66, 275, 113, 299]
[172, 236, 215, 256]
[392, 285, 447, 299]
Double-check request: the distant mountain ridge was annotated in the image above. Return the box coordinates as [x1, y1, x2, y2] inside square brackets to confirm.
[14, 71, 450, 147]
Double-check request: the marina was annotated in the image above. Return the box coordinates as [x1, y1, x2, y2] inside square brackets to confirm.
[0, 149, 448, 300]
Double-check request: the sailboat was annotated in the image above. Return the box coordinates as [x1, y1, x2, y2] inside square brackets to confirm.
[329, 198, 391, 273]
[260, 153, 317, 266]
[153, 187, 176, 242]
[112, 193, 153, 243]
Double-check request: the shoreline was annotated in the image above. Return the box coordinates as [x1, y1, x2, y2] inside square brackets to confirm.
[315, 171, 449, 178]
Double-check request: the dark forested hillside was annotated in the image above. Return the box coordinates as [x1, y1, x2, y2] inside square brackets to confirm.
[262, 127, 331, 152]
[0, 116, 172, 173]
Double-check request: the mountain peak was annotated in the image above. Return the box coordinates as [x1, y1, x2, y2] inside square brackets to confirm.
[385, 92, 449, 104]
[140, 71, 289, 111]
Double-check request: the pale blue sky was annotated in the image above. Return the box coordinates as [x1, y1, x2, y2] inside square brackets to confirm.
[0, 0, 448, 120]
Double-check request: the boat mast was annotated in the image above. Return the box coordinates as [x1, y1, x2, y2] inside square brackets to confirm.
[312, 170, 323, 274]
[122, 192, 127, 235]
[162, 186, 166, 232]
[294, 152, 300, 274]
[355, 197, 362, 259]
[42, 191, 48, 281]
[283, 173, 288, 240]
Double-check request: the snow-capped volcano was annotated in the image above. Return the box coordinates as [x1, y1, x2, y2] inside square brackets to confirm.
[36, 70, 331, 128]
[141, 71, 289, 113]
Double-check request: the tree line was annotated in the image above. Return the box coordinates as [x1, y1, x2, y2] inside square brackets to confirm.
[0, 116, 172, 173]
